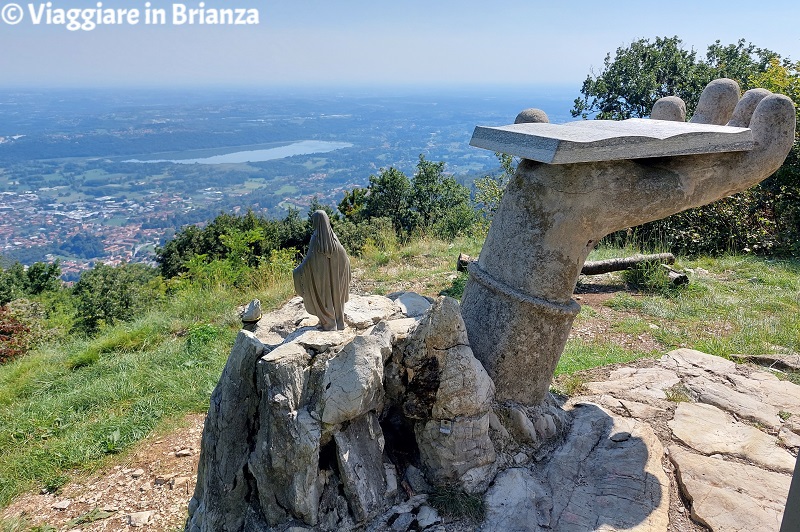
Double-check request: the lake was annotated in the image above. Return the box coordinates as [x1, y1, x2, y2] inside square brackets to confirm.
[124, 140, 353, 164]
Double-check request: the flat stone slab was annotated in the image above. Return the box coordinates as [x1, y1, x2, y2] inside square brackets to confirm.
[286, 328, 357, 353]
[470, 118, 753, 164]
[597, 394, 667, 420]
[390, 292, 431, 318]
[669, 402, 796, 473]
[684, 376, 782, 430]
[726, 372, 800, 412]
[344, 295, 399, 329]
[661, 347, 737, 376]
[583, 367, 680, 401]
[669, 446, 790, 532]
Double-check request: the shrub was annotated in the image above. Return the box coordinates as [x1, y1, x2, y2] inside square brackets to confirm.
[0, 307, 33, 364]
[72, 263, 166, 334]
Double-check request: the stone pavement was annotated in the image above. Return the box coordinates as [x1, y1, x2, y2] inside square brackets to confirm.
[570, 348, 799, 532]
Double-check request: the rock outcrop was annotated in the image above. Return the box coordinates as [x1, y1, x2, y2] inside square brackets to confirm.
[188, 297, 799, 532]
[186, 294, 501, 531]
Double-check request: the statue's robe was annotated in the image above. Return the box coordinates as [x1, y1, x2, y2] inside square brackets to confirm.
[292, 235, 351, 330]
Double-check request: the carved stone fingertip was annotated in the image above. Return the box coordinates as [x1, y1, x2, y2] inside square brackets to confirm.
[727, 88, 772, 127]
[651, 96, 686, 122]
[515, 108, 550, 124]
[689, 78, 740, 125]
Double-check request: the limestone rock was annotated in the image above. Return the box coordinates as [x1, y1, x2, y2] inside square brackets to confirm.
[402, 297, 496, 489]
[743, 352, 800, 371]
[684, 376, 782, 429]
[661, 348, 737, 376]
[344, 295, 399, 329]
[334, 413, 388, 522]
[404, 464, 432, 494]
[52, 499, 70, 510]
[187, 330, 266, 532]
[725, 372, 800, 412]
[240, 298, 261, 322]
[288, 328, 356, 354]
[780, 425, 800, 449]
[128, 510, 155, 527]
[416, 505, 440, 528]
[669, 402, 795, 473]
[415, 412, 496, 490]
[432, 344, 494, 420]
[583, 367, 680, 401]
[543, 403, 669, 531]
[670, 446, 790, 532]
[390, 512, 414, 531]
[318, 324, 392, 425]
[250, 341, 320, 525]
[597, 394, 666, 419]
[392, 292, 432, 318]
[252, 296, 316, 345]
[385, 317, 420, 343]
[482, 468, 549, 531]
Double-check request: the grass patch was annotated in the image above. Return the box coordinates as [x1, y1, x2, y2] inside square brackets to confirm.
[429, 483, 485, 522]
[0, 279, 291, 508]
[440, 271, 468, 300]
[551, 374, 586, 397]
[353, 234, 483, 297]
[664, 383, 692, 403]
[556, 339, 657, 376]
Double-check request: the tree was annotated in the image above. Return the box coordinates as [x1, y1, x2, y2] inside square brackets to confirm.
[337, 188, 367, 223]
[363, 167, 412, 232]
[704, 39, 779, 90]
[572, 36, 708, 120]
[25, 261, 61, 295]
[474, 153, 516, 226]
[408, 155, 475, 237]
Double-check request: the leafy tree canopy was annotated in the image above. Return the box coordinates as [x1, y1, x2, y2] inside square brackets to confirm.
[338, 155, 475, 241]
[571, 37, 780, 120]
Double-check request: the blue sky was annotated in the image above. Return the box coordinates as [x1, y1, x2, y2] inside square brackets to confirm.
[1, 0, 799, 88]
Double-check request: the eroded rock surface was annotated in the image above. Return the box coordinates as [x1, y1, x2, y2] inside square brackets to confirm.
[670, 447, 790, 532]
[187, 293, 497, 531]
[583, 347, 799, 531]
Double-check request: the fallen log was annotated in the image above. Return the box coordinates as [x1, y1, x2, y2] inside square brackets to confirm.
[458, 252, 679, 278]
[580, 253, 675, 275]
[661, 264, 689, 285]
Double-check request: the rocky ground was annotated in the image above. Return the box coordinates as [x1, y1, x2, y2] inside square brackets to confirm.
[2, 287, 798, 531]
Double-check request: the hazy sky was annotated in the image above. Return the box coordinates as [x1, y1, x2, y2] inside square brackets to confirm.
[1, 0, 799, 88]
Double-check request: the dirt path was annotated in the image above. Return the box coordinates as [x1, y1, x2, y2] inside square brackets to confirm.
[1, 415, 205, 531]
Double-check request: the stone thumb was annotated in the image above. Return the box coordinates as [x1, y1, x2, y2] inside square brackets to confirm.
[745, 94, 796, 180]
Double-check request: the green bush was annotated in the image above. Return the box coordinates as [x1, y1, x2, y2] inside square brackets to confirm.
[156, 209, 310, 279]
[334, 217, 396, 256]
[72, 263, 166, 334]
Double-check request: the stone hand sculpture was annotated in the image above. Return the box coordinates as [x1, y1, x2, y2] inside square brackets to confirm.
[461, 78, 796, 405]
[293, 210, 351, 330]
